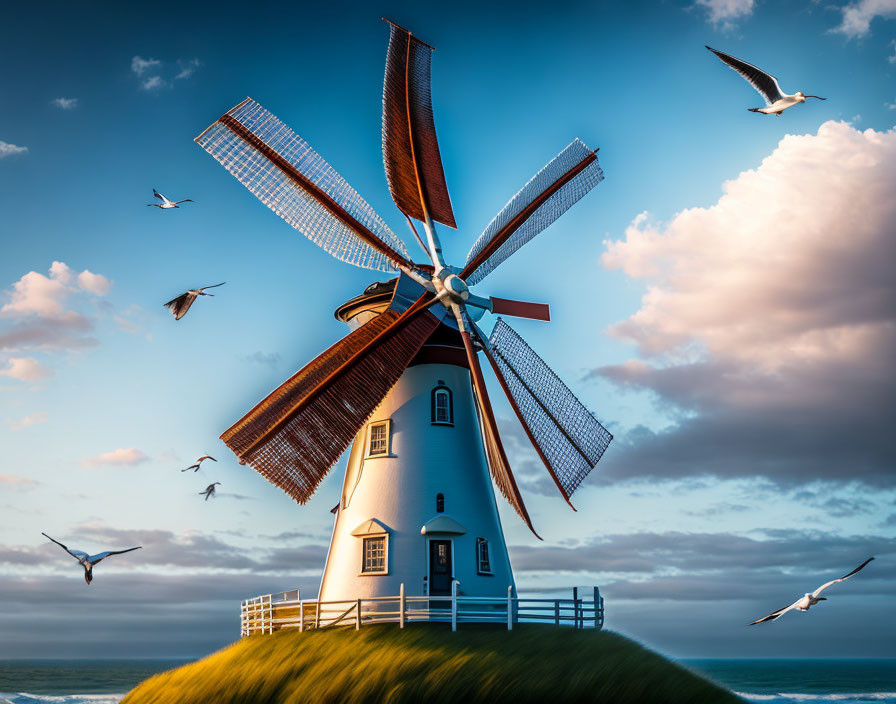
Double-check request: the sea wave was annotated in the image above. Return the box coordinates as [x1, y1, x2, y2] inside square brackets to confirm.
[738, 693, 896, 703]
[0, 695, 123, 704]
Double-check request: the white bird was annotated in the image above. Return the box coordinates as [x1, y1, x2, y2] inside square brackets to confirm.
[182, 455, 217, 472]
[147, 188, 194, 209]
[42, 532, 142, 585]
[706, 46, 826, 116]
[163, 282, 225, 320]
[200, 482, 221, 501]
[750, 557, 875, 625]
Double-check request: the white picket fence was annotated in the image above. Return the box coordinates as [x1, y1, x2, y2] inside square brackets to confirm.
[240, 583, 604, 636]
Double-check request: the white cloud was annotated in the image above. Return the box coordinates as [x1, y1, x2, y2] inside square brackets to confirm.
[598, 121, 896, 485]
[6, 411, 48, 430]
[82, 448, 150, 469]
[50, 97, 78, 110]
[889, 39, 896, 63]
[831, 0, 896, 38]
[0, 141, 28, 159]
[695, 0, 754, 27]
[142, 75, 165, 91]
[0, 357, 52, 381]
[175, 58, 201, 80]
[76, 270, 111, 296]
[131, 56, 161, 75]
[0, 474, 40, 490]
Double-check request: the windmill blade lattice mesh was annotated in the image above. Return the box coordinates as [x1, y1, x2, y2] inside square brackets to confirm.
[464, 139, 603, 285]
[488, 318, 612, 498]
[196, 98, 411, 273]
[221, 305, 441, 503]
[382, 23, 456, 228]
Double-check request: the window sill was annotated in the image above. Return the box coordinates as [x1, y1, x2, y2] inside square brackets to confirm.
[358, 571, 388, 576]
[431, 421, 454, 427]
[477, 571, 494, 576]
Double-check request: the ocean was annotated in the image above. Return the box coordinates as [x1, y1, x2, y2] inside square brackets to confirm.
[0, 658, 893, 702]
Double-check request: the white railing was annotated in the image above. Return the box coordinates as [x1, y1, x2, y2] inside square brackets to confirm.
[240, 583, 604, 636]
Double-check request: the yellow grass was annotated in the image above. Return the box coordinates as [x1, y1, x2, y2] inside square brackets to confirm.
[122, 624, 742, 704]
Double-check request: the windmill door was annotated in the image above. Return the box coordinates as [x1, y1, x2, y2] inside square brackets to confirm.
[429, 540, 453, 596]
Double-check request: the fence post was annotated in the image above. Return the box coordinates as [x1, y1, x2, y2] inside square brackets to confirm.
[356, 599, 362, 630]
[399, 583, 406, 629]
[315, 598, 320, 630]
[259, 597, 264, 635]
[299, 599, 305, 633]
[268, 594, 274, 634]
[573, 587, 579, 630]
[507, 586, 513, 630]
[593, 587, 600, 629]
[554, 600, 560, 626]
[451, 580, 459, 632]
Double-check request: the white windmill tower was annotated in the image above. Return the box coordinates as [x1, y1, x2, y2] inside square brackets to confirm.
[195, 20, 612, 605]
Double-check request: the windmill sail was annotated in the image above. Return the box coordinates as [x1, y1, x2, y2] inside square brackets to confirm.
[196, 98, 414, 273]
[382, 20, 456, 228]
[458, 321, 539, 538]
[462, 139, 603, 285]
[222, 294, 442, 503]
[484, 318, 612, 502]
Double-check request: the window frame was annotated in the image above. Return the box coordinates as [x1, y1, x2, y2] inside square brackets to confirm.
[365, 419, 392, 458]
[360, 534, 389, 575]
[431, 385, 454, 426]
[436, 493, 445, 513]
[476, 537, 492, 575]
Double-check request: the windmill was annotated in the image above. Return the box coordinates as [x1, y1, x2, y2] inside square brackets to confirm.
[195, 20, 612, 601]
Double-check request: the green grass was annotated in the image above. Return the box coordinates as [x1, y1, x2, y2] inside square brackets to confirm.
[121, 624, 742, 704]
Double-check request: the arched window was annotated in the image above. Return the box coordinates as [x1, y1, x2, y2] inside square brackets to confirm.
[436, 493, 445, 513]
[431, 384, 453, 425]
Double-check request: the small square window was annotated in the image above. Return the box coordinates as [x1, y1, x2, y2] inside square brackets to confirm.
[476, 538, 492, 574]
[367, 420, 390, 457]
[362, 536, 387, 574]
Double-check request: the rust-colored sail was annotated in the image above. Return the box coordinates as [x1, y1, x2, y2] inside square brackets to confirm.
[221, 295, 441, 503]
[459, 327, 540, 538]
[382, 20, 456, 228]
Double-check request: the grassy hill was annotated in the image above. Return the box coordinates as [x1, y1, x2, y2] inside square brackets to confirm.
[121, 624, 742, 704]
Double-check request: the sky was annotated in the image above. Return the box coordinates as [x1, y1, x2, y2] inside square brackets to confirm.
[1, 0, 894, 659]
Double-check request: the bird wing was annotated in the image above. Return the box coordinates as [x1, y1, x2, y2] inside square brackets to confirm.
[174, 199, 194, 204]
[153, 189, 164, 201]
[706, 46, 784, 106]
[749, 598, 802, 625]
[812, 557, 875, 598]
[198, 282, 225, 292]
[87, 546, 142, 565]
[42, 532, 83, 561]
[163, 292, 198, 320]
[182, 464, 199, 472]
[198, 456, 216, 463]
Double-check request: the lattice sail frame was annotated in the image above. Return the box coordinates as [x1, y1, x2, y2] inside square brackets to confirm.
[486, 318, 613, 499]
[221, 296, 443, 504]
[464, 139, 603, 285]
[382, 21, 456, 228]
[196, 98, 412, 273]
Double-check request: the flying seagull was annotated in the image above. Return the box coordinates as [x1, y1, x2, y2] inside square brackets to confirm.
[750, 557, 875, 625]
[163, 282, 225, 320]
[41, 532, 142, 585]
[182, 455, 217, 472]
[147, 188, 194, 209]
[706, 46, 826, 115]
[200, 482, 221, 501]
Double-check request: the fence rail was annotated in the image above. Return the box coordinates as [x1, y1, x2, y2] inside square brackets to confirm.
[240, 583, 604, 636]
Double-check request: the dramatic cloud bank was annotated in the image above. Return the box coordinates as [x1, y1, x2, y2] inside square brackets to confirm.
[598, 121, 896, 486]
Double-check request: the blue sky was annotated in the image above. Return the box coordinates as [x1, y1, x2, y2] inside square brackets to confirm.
[1, 0, 895, 658]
